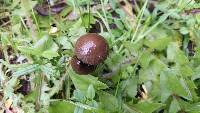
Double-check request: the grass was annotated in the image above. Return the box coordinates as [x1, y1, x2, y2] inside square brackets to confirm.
[0, 0, 200, 113]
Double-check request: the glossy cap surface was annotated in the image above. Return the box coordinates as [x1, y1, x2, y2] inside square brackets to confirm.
[70, 56, 96, 75]
[75, 33, 109, 65]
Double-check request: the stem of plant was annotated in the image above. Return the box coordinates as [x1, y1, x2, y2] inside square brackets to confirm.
[88, 0, 91, 32]
[66, 74, 71, 99]
[75, 0, 87, 31]
[35, 73, 44, 111]
[31, 8, 41, 34]
[63, 66, 71, 99]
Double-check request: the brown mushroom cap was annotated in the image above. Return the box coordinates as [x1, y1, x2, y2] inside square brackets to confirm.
[70, 56, 96, 75]
[75, 33, 109, 65]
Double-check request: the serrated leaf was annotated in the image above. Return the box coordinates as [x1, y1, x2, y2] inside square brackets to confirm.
[167, 42, 188, 65]
[74, 107, 84, 113]
[123, 76, 138, 98]
[140, 58, 166, 82]
[98, 92, 120, 113]
[41, 63, 57, 80]
[161, 70, 192, 100]
[49, 101, 75, 113]
[12, 64, 40, 77]
[131, 101, 164, 113]
[176, 50, 189, 65]
[33, 35, 53, 51]
[167, 42, 179, 61]
[69, 68, 108, 94]
[180, 65, 194, 77]
[139, 51, 154, 68]
[18, 35, 59, 59]
[18, 46, 42, 56]
[160, 72, 171, 102]
[144, 28, 172, 51]
[56, 36, 73, 49]
[144, 36, 172, 50]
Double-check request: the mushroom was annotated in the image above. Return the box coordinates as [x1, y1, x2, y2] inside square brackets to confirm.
[70, 56, 96, 75]
[75, 33, 109, 65]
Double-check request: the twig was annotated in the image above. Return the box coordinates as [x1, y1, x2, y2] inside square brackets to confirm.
[0, 20, 11, 27]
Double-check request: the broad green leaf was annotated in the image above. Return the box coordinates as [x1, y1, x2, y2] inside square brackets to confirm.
[161, 70, 192, 100]
[176, 50, 189, 65]
[49, 101, 75, 113]
[56, 36, 73, 49]
[122, 103, 138, 113]
[33, 35, 54, 51]
[105, 53, 123, 69]
[167, 42, 189, 65]
[41, 50, 59, 59]
[18, 35, 58, 59]
[160, 72, 171, 102]
[131, 101, 164, 113]
[167, 42, 179, 61]
[140, 58, 166, 82]
[98, 92, 120, 113]
[180, 65, 194, 77]
[144, 36, 172, 50]
[139, 51, 154, 68]
[69, 68, 108, 94]
[144, 28, 172, 51]
[123, 76, 138, 98]
[86, 85, 95, 99]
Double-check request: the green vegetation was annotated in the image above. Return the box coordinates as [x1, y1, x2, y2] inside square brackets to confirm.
[0, 0, 200, 113]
